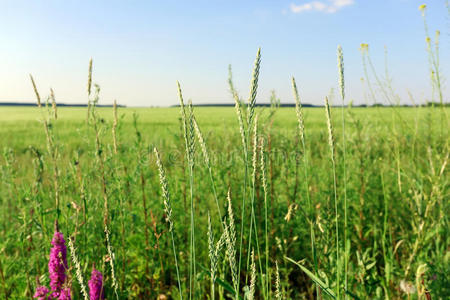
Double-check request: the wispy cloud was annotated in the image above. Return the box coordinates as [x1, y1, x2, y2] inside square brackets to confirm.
[290, 0, 354, 14]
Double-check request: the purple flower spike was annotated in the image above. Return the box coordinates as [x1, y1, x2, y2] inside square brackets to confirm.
[58, 288, 72, 300]
[88, 269, 104, 300]
[34, 286, 49, 300]
[48, 232, 68, 293]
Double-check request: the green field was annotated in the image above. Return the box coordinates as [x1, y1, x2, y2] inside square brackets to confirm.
[0, 103, 448, 299]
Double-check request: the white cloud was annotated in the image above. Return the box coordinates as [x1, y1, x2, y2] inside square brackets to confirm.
[290, 0, 354, 14]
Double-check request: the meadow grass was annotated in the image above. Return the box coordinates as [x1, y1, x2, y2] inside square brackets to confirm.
[0, 26, 448, 297]
[0, 101, 448, 299]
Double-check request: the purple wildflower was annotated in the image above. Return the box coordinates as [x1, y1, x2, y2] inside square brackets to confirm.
[58, 288, 72, 300]
[88, 269, 104, 300]
[33, 286, 49, 300]
[48, 232, 68, 294]
[50, 291, 62, 299]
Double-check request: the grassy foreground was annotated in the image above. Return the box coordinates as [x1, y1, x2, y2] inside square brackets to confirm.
[0, 103, 448, 299]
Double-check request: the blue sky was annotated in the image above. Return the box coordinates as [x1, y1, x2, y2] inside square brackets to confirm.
[0, 0, 448, 106]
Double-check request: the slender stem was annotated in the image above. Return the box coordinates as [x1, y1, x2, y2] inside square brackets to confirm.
[381, 170, 390, 300]
[189, 163, 196, 297]
[237, 146, 248, 299]
[337, 45, 348, 297]
[292, 77, 318, 298]
[171, 231, 183, 300]
[325, 97, 340, 300]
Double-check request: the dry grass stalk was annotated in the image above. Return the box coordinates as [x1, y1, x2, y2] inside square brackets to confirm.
[68, 237, 89, 300]
[50, 88, 57, 119]
[248, 249, 256, 300]
[105, 225, 119, 299]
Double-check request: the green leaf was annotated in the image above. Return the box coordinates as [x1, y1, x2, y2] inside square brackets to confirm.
[285, 256, 336, 299]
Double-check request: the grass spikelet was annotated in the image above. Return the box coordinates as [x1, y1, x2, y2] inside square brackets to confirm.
[228, 65, 247, 151]
[208, 213, 225, 300]
[104, 225, 119, 299]
[259, 138, 268, 198]
[325, 97, 336, 159]
[247, 48, 261, 128]
[29, 74, 41, 108]
[154, 147, 173, 231]
[50, 88, 57, 120]
[154, 147, 183, 299]
[291, 78, 305, 141]
[224, 190, 238, 295]
[87, 58, 93, 96]
[251, 114, 258, 185]
[193, 117, 210, 167]
[187, 100, 196, 164]
[227, 189, 236, 251]
[193, 117, 222, 220]
[259, 136, 270, 296]
[177, 81, 189, 158]
[248, 114, 259, 266]
[275, 261, 282, 300]
[228, 64, 240, 101]
[86, 59, 93, 124]
[337, 46, 345, 101]
[224, 220, 238, 296]
[68, 237, 89, 300]
[248, 249, 256, 300]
